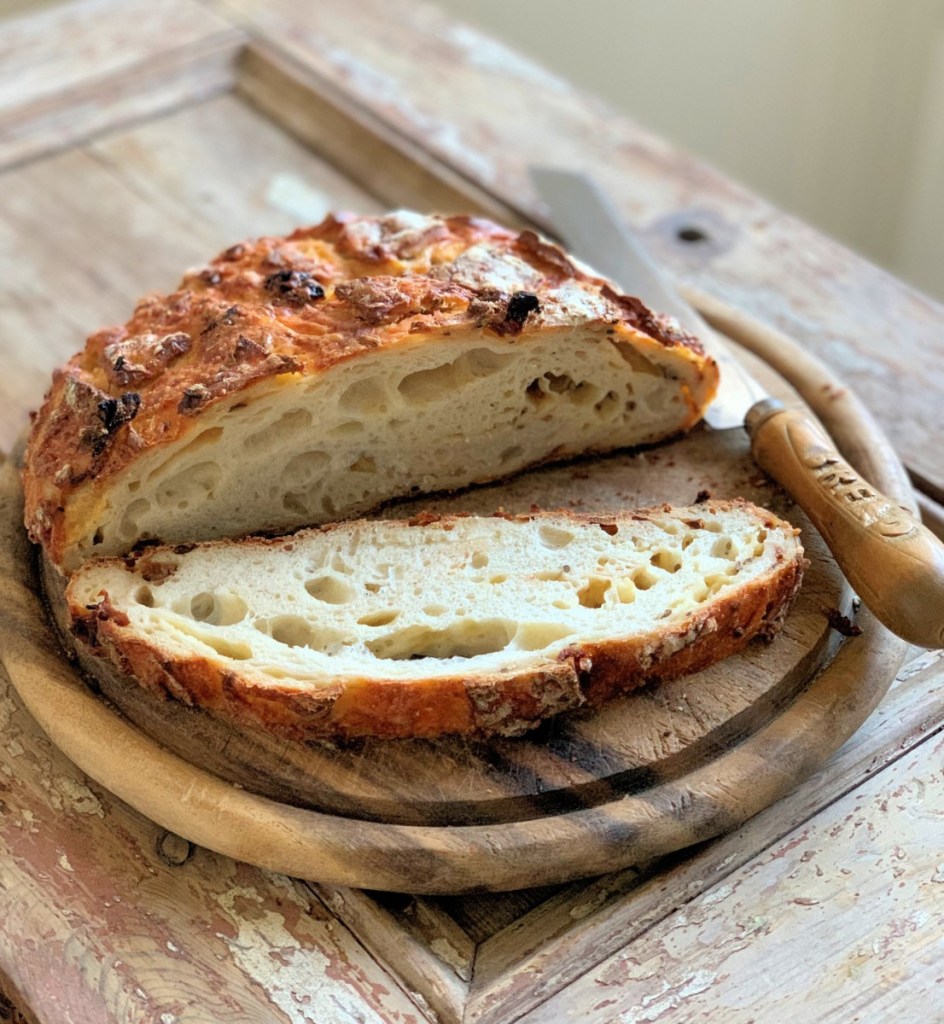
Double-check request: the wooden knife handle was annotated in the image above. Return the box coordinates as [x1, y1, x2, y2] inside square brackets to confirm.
[746, 398, 944, 648]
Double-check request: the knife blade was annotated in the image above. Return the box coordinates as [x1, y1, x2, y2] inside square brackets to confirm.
[531, 166, 944, 648]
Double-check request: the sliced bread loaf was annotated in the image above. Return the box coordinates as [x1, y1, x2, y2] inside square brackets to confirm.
[24, 212, 718, 573]
[65, 500, 805, 740]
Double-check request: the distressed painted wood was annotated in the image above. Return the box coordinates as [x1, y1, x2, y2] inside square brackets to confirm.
[518, 724, 944, 1024]
[0, 0, 244, 168]
[0, 1, 942, 1021]
[214, 0, 944, 502]
[464, 646, 944, 1024]
[0, 654, 424, 1024]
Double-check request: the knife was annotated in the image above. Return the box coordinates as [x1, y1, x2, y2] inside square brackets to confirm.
[531, 167, 944, 648]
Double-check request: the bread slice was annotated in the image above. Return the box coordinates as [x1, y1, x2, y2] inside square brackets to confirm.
[24, 212, 718, 573]
[65, 500, 804, 740]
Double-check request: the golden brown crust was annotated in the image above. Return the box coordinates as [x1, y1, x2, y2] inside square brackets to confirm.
[22, 212, 717, 569]
[62, 502, 805, 741]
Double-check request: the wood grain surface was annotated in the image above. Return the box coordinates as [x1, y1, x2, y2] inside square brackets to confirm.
[1, 1, 941, 1020]
[518, 726, 944, 1024]
[0, 0, 244, 168]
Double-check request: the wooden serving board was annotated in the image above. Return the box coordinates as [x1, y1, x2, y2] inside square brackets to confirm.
[0, 325, 903, 893]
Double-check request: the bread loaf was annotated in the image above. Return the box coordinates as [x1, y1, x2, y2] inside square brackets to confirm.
[23, 212, 718, 573]
[66, 501, 805, 740]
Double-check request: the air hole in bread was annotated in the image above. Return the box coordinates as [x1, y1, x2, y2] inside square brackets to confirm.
[539, 524, 575, 549]
[650, 549, 682, 573]
[615, 579, 636, 603]
[285, 450, 330, 483]
[245, 408, 312, 450]
[305, 575, 354, 604]
[711, 536, 738, 560]
[155, 461, 222, 510]
[632, 567, 658, 591]
[460, 348, 515, 377]
[594, 390, 621, 418]
[552, 598, 573, 609]
[397, 363, 456, 404]
[535, 569, 565, 581]
[350, 455, 377, 473]
[332, 554, 353, 575]
[682, 533, 696, 549]
[175, 426, 224, 459]
[614, 344, 663, 376]
[423, 604, 447, 616]
[267, 615, 323, 648]
[704, 573, 731, 596]
[340, 376, 388, 412]
[398, 349, 515, 405]
[500, 445, 523, 464]
[544, 372, 574, 394]
[357, 610, 400, 627]
[488, 574, 507, 585]
[514, 622, 574, 651]
[119, 498, 152, 540]
[577, 576, 611, 608]
[187, 591, 248, 625]
[282, 492, 309, 515]
[170, 618, 253, 659]
[470, 551, 488, 569]
[134, 585, 154, 607]
[702, 520, 724, 534]
[198, 634, 252, 660]
[366, 619, 516, 660]
[329, 420, 365, 437]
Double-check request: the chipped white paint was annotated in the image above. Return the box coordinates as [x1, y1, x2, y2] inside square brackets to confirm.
[265, 173, 334, 222]
[321, 42, 497, 186]
[214, 880, 393, 1024]
[521, 732, 944, 1023]
[615, 969, 719, 1023]
[441, 23, 570, 95]
[52, 774, 105, 817]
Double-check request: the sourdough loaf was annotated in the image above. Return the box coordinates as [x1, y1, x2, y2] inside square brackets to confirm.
[66, 501, 805, 740]
[24, 211, 718, 573]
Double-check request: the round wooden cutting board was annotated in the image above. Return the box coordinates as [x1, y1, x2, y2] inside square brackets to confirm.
[0, 303, 910, 893]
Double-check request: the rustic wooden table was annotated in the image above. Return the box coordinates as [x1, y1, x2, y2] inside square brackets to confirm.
[1, 1, 943, 1021]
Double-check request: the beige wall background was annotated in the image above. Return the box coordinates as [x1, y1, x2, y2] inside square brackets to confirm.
[2, 0, 941, 299]
[433, 0, 944, 301]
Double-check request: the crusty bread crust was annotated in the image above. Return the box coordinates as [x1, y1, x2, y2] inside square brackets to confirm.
[22, 212, 718, 572]
[62, 503, 806, 740]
